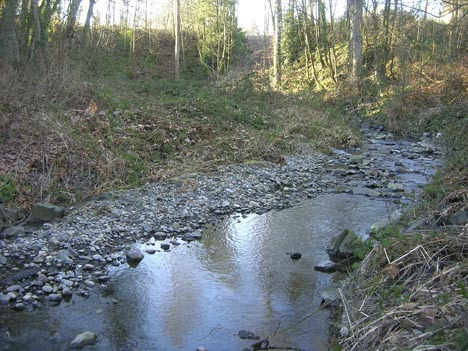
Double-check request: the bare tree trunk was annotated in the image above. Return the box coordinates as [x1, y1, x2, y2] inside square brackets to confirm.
[64, 0, 82, 45]
[19, 0, 30, 60]
[0, 0, 20, 64]
[28, 0, 41, 61]
[174, 0, 181, 80]
[273, 0, 282, 85]
[82, 0, 96, 48]
[348, 0, 362, 78]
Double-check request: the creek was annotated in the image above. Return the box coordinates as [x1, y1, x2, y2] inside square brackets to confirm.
[0, 130, 440, 351]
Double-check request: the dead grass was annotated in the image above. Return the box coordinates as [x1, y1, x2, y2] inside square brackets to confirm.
[338, 225, 468, 351]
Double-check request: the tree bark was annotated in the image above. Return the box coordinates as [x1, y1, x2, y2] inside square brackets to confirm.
[82, 0, 96, 48]
[174, 0, 181, 80]
[28, 0, 41, 61]
[348, 0, 362, 78]
[273, 0, 282, 85]
[63, 0, 82, 46]
[0, 0, 20, 64]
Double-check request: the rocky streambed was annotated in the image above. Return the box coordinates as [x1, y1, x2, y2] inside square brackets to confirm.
[0, 128, 441, 350]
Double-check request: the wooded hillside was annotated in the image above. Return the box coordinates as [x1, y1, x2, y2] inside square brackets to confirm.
[0, 0, 466, 205]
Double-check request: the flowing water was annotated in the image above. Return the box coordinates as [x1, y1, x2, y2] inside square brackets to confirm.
[0, 135, 439, 351]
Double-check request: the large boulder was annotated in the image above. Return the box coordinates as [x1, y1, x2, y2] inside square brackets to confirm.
[327, 229, 361, 262]
[27, 203, 65, 224]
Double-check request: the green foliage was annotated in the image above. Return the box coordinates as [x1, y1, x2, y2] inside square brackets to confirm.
[372, 225, 403, 247]
[282, 6, 303, 64]
[352, 236, 372, 260]
[0, 175, 16, 204]
[192, 0, 242, 76]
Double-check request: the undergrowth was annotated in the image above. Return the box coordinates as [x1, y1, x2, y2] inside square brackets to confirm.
[0, 58, 361, 208]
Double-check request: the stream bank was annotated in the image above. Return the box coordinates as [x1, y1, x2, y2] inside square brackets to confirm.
[0, 127, 441, 350]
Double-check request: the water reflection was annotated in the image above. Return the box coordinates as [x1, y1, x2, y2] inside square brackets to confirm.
[0, 194, 403, 351]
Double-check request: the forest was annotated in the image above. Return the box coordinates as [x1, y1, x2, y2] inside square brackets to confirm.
[0, 0, 466, 204]
[0, 0, 467, 349]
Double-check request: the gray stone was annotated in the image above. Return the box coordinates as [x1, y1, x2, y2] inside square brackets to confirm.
[145, 248, 156, 254]
[288, 252, 302, 260]
[141, 223, 154, 233]
[334, 185, 352, 194]
[154, 232, 167, 240]
[350, 154, 367, 164]
[181, 230, 203, 242]
[448, 210, 468, 226]
[387, 182, 405, 192]
[314, 260, 338, 273]
[47, 293, 62, 302]
[327, 229, 360, 261]
[319, 286, 340, 308]
[237, 330, 260, 340]
[0, 293, 14, 305]
[62, 288, 73, 298]
[2, 225, 25, 238]
[42, 285, 53, 294]
[70, 331, 97, 349]
[366, 189, 382, 198]
[6, 285, 21, 292]
[125, 248, 144, 263]
[84, 280, 95, 288]
[27, 203, 65, 224]
[83, 264, 95, 271]
[13, 303, 25, 311]
[97, 276, 110, 283]
[0, 255, 6, 265]
[92, 254, 105, 262]
[57, 250, 74, 264]
[160, 243, 170, 251]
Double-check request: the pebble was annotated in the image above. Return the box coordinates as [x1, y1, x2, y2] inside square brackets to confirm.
[46, 293, 62, 302]
[126, 248, 144, 263]
[62, 287, 73, 298]
[42, 285, 53, 294]
[70, 331, 97, 349]
[6, 285, 21, 292]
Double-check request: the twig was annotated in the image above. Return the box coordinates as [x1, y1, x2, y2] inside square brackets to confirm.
[339, 288, 354, 333]
[384, 248, 391, 264]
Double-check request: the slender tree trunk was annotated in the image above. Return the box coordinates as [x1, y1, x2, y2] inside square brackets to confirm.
[64, 0, 82, 46]
[273, 0, 282, 85]
[28, 0, 41, 61]
[82, 0, 96, 48]
[19, 0, 30, 60]
[0, 0, 20, 64]
[328, 0, 338, 81]
[174, 0, 181, 80]
[348, 0, 362, 78]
